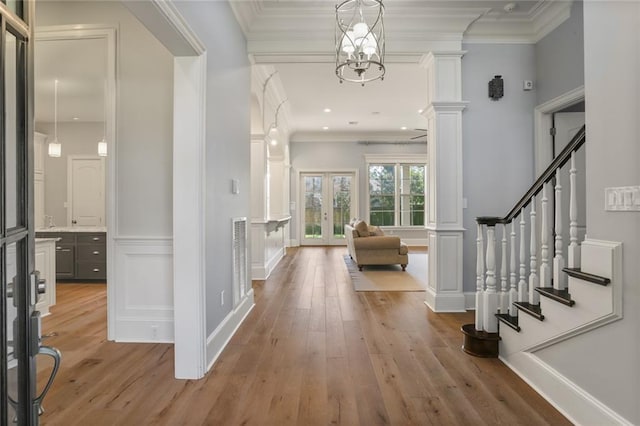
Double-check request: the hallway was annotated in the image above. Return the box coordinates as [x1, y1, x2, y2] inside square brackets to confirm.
[38, 247, 570, 425]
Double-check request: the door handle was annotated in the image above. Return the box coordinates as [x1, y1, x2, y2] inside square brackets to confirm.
[33, 345, 62, 416]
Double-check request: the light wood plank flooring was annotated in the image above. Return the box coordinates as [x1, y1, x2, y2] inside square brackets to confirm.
[38, 247, 571, 425]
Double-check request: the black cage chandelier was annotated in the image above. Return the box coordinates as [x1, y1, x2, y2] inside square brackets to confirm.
[335, 0, 385, 85]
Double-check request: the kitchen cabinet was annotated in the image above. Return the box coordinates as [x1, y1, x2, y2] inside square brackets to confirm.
[35, 231, 106, 281]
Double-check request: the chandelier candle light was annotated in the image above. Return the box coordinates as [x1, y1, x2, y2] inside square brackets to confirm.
[335, 0, 385, 85]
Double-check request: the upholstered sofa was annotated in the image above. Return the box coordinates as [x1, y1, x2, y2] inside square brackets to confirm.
[345, 220, 409, 271]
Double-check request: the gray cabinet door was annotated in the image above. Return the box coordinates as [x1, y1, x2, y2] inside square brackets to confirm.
[55, 244, 75, 279]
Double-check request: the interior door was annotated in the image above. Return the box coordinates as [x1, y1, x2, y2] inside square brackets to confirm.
[68, 157, 105, 227]
[301, 173, 354, 246]
[2, 5, 60, 424]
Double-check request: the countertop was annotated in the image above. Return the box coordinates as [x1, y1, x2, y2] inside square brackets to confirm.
[35, 238, 59, 243]
[36, 226, 107, 233]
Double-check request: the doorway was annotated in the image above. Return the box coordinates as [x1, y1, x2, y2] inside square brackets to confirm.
[300, 172, 356, 246]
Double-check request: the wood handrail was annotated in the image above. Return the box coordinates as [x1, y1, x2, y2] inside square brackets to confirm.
[477, 125, 586, 226]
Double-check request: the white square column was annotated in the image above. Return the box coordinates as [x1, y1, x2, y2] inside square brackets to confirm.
[421, 52, 467, 312]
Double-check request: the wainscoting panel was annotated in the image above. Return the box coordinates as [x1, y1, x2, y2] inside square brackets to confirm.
[113, 237, 174, 342]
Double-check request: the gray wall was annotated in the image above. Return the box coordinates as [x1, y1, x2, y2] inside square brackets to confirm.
[461, 43, 537, 294]
[36, 1, 174, 237]
[173, 2, 251, 335]
[35, 122, 104, 227]
[535, 2, 640, 423]
[535, 0, 584, 105]
[289, 140, 428, 242]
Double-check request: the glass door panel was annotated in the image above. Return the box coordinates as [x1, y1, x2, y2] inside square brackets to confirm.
[331, 174, 352, 242]
[302, 175, 323, 244]
[301, 173, 355, 245]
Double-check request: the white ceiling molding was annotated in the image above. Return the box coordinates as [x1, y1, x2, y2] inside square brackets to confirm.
[231, 0, 575, 57]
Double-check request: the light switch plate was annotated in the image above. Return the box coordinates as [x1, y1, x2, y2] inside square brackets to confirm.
[605, 186, 640, 211]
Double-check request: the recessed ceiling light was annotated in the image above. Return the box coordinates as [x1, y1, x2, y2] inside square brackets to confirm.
[323, 108, 332, 113]
[401, 126, 408, 130]
[349, 121, 358, 125]
[417, 109, 424, 114]
[322, 126, 329, 130]
[72, 117, 79, 121]
[371, 111, 381, 115]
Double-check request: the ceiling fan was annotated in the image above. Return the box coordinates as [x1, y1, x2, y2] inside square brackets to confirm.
[410, 128, 428, 140]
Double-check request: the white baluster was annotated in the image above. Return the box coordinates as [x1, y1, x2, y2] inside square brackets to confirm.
[509, 221, 518, 317]
[554, 168, 566, 289]
[475, 223, 485, 331]
[500, 223, 509, 313]
[568, 152, 580, 268]
[516, 211, 527, 317]
[540, 184, 551, 288]
[529, 196, 540, 305]
[483, 225, 498, 333]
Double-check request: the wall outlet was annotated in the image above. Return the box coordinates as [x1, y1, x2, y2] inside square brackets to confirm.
[220, 290, 225, 306]
[523, 80, 534, 91]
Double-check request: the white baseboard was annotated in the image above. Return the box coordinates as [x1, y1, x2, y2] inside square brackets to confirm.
[424, 287, 467, 312]
[464, 291, 476, 310]
[501, 352, 632, 426]
[252, 247, 285, 280]
[206, 289, 255, 371]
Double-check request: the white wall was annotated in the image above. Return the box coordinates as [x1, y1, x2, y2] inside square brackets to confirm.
[171, 2, 251, 335]
[289, 140, 428, 244]
[35, 122, 104, 227]
[535, 0, 584, 106]
[36, 1, 176, 342]
[534, 2, 640, 423]
[460, 43, 537, 294]
[36, 2, 174, 238]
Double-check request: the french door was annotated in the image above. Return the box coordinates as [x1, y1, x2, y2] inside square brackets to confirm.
[301, 172, 355, 246]
[2, 2, 60, 424]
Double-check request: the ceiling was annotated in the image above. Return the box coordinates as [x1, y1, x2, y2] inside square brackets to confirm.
[235, 0, 573, 141]
[33, 1, 573, 140]
[34, 37, 107, 123]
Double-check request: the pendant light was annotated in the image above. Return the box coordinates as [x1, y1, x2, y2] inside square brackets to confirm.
[97, 81, 107, 157]
[48, 79, 62, 157]
[335, 0, 385, 85]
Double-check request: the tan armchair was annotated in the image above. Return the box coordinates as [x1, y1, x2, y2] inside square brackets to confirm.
[345, 220, 409, 271]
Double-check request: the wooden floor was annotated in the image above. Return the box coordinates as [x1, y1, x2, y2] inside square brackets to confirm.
[38, 246, 571, 425]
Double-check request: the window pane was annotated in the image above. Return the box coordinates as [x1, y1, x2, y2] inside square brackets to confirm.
[4, 0, 24, 19]
[332, 175, 351, 239]
[400, 164, 425, 226]
[304, 176, 323, 239]
[369, 165, 395, 225]
[5, 32, 19, 229]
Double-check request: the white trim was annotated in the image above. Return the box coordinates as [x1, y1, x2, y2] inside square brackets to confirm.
[150, 0, 206, 55]
[36, 25, 118, 341]
[464, 291, 476, 310]
[207, 289, 255, 370]
[296, 169, 359, 246]
[501, 353, 633, 426]
[364, 153, 428, 164]
[424, 290, 467, 313]
[534, 86, 585, 177]
[172, 54, 208, 379]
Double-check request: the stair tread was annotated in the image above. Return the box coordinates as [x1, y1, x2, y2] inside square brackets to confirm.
[496, 314, 520, 332]
[535, 287, 575, 307]
[563, 267, 610, 286]
[513, 302, 545, 321]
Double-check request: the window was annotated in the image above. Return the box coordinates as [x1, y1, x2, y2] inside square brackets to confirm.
[367, 157, 426, 227]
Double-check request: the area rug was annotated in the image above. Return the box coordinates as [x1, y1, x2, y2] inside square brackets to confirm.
[343, 252, 427, 292]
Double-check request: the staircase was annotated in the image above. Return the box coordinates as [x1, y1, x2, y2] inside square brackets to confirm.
[462, 126, 627, 424]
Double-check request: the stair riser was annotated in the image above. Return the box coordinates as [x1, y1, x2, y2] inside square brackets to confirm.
[567, 277, 612, 315]
[540, 297, 603, 333]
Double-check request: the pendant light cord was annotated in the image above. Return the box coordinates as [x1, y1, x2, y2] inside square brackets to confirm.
[54, 79, 58, 140]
